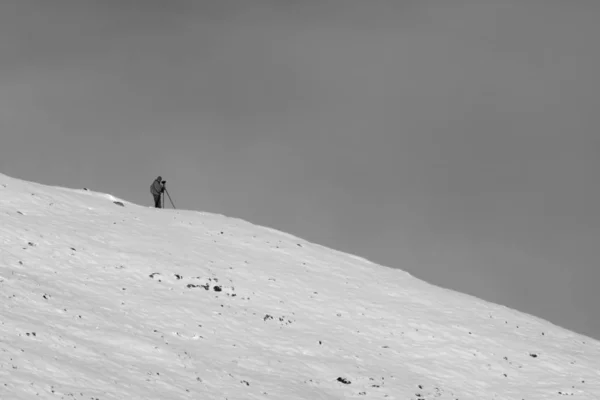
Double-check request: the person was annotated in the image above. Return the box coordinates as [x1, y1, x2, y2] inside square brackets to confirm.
[150, 176, 165, 208]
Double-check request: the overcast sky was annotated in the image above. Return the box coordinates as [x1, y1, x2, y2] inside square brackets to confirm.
[1, 1, 600, 339]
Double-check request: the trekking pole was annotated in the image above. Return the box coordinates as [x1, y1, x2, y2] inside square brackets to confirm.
[165, 189, 176, 209]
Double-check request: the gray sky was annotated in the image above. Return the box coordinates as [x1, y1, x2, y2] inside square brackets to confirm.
[2, 1, 600, 339]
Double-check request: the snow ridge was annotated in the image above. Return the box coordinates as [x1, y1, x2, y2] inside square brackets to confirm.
[1, 173, 599, 400]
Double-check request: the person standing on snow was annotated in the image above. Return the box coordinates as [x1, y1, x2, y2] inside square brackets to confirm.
[150, 176, 166, 208]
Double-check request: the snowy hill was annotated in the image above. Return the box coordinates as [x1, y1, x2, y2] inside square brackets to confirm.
[1, 174, 599, 400]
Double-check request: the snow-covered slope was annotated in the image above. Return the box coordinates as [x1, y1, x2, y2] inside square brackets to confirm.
[1, 174, 599, 400]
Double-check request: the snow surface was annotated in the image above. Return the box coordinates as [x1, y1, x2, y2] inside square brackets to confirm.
[1, 173, 599, 400]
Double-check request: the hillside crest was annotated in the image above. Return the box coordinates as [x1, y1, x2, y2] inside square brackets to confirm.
[1, 174, 599, 399]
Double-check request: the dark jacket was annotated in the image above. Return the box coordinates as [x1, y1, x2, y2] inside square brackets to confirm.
[150, 178, 164, 196]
